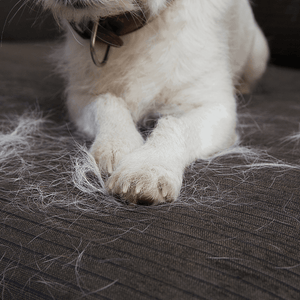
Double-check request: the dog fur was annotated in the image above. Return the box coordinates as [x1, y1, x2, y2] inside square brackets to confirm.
[35, 0, 269, 204]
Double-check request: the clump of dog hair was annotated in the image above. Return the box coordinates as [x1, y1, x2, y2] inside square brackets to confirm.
[1, 108, 299, 215]
[0, 110, 110, 215]
[1, 108, 300, 299]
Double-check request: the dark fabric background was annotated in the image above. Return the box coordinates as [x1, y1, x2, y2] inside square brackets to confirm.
[1, 0, 300, 67]
[252, 0, 300, 68]
[0, 0, 60, 41]
[1, 1, 300, 299]
[0, 43, 300, 300]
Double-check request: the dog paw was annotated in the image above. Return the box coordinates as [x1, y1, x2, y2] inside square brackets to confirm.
[90, 135, 144, 174]
[106, 154, 183, 205]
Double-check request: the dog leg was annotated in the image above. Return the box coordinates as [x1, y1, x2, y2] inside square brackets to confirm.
[239, 25, 269, 94]
[107, 88, 237, 205]
[90, 94, 145, 174]
[71, 93, 145, 174]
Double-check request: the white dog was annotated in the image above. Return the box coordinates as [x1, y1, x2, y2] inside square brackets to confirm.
[35, 0, 269, 204]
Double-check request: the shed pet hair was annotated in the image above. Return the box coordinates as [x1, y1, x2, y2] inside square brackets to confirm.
[1, 108, 300, 299]
[1, 109, 299, 215]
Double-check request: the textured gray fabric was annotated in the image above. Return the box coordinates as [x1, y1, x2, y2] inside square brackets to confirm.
[2, 0, 300, 66]
[0, 43, 300, 300]
[0, 0, 59, 41]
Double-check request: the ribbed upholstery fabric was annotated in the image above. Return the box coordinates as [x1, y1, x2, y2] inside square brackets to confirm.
[0, 43, 300, 299]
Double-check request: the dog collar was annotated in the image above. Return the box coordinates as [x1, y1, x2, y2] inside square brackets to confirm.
[69, 11, 147, 67]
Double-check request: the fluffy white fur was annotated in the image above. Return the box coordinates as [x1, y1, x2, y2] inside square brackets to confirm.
[36, 0, 269, 204]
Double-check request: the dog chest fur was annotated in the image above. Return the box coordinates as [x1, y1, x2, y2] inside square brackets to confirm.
[60, 0, 257, 123]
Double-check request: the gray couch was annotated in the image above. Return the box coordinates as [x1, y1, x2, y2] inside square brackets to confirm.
[1, 1, 300, 299]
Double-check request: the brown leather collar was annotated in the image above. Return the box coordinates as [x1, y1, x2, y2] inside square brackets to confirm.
[69, 12, 147, 66]
[70, 11, 147, 48]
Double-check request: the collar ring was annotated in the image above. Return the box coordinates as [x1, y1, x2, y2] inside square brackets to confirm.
[90, 22, 111, 67]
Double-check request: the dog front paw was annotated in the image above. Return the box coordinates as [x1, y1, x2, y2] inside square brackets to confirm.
[90, 135, 144, 174]
[106, 153, 183, 205]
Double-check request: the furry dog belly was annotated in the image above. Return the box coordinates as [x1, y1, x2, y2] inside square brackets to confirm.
[36, 0, 269, 204]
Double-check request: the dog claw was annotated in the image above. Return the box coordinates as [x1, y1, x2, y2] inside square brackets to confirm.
[162, 188, 168, 198]
[107, 162, 113, 174]
[108, 178, 115, 190]
[135, 184, 143, 194]
[122, 182, 130, 194]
